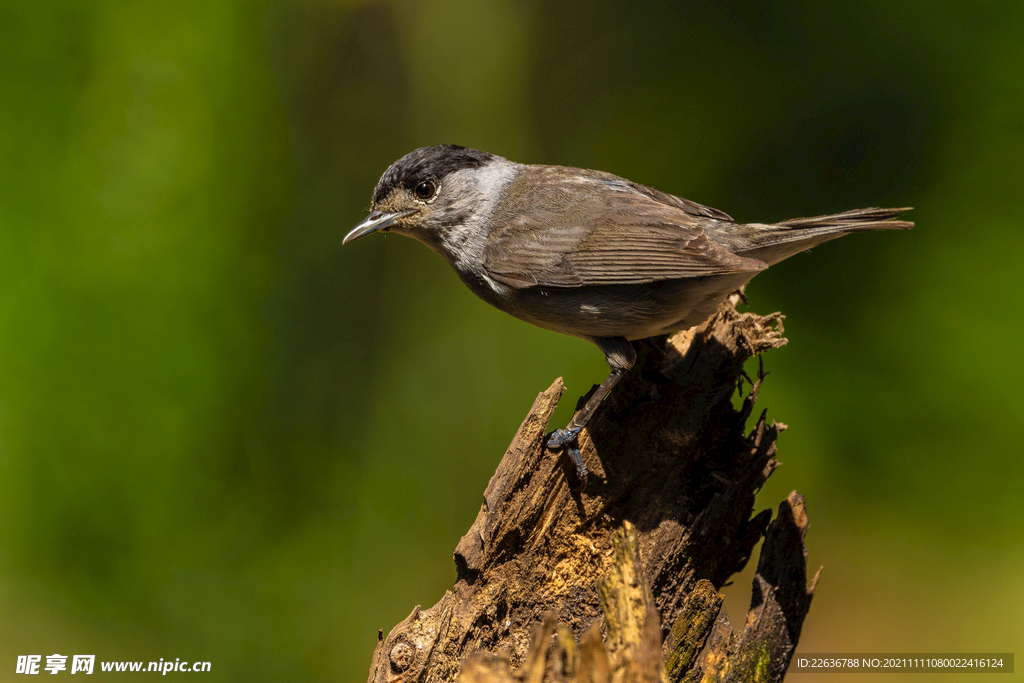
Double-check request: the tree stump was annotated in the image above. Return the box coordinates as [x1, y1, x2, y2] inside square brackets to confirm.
[366, 295, 820, 682]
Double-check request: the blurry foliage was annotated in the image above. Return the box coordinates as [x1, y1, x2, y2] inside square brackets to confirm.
[1, 0, 1021, 680]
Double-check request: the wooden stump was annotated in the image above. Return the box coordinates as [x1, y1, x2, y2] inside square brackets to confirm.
[366, 295, 820, 682]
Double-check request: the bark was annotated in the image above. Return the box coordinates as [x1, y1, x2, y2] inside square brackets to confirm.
[366, 294, 819, 682]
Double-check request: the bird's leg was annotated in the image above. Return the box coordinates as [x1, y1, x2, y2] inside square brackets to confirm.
[548, 337, 636, 485]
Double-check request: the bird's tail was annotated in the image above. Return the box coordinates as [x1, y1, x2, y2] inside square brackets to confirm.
[714, 207, 914, 266]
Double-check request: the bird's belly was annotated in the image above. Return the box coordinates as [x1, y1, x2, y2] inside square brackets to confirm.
[465, 273, 759, 341]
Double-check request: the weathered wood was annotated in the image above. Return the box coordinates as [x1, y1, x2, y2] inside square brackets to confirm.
[664, 580, 723, 681]
[455, 522, 667, 683]
[366, 295, 818, 682]
[691, 492, 820, 683]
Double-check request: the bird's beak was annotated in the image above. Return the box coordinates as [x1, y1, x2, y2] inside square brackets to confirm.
[344, 210, 417, 244]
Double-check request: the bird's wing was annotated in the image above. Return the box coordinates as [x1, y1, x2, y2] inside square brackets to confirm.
[482, 169, 766, 289]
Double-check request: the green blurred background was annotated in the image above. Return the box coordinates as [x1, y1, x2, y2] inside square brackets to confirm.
[2, 0, 1021, 680]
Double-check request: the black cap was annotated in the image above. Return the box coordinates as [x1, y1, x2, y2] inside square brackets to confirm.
[373, 145, 495, 204]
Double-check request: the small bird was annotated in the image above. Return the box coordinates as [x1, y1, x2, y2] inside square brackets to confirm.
[345, 145, 912, 483]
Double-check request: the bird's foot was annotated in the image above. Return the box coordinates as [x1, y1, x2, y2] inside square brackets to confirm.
[547, 426, 580, 449]
[547, 427, 588, 487]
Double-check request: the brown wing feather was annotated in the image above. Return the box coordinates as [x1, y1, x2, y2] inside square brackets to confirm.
[483, 167, 765, 289]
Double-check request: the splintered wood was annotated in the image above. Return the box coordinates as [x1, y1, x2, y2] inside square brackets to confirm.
[366, 295, 818, 683]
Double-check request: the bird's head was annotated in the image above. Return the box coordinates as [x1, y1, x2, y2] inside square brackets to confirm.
[345, 145, 514, 260]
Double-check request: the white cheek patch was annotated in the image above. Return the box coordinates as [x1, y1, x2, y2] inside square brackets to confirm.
[442, 160, 519, 270]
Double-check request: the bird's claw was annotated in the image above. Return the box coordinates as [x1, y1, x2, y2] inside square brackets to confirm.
[547, 426, 581, 449]
[547, 427, 588, 487]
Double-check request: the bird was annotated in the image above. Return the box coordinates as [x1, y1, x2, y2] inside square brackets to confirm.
[344, 145, 913, 484]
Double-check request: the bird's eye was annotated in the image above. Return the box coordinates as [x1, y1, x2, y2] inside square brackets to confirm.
[414, 180, 437, 201]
